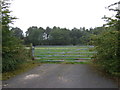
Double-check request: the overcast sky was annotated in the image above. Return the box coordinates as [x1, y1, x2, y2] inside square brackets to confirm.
[10, 0, 119, 33]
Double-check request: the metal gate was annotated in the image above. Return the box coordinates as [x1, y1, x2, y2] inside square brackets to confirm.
[33, 45, 96, 62]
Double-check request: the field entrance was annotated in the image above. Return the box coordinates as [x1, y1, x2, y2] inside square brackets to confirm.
[33, 45, 96, 63]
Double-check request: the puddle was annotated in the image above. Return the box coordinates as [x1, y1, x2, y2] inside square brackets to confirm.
[24, 74, 40, 79]
[58, 76, 69, 82]
[2, 83, 8, 87]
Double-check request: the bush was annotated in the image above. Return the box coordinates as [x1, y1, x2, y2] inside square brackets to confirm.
[2, 1, 30, 73]
[2, 35, 28, 72]
[91, 30, 120, 76]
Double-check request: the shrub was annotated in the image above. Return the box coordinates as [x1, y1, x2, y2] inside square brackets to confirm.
[91, 30, 120, 76]
[2, 37, 28, 72]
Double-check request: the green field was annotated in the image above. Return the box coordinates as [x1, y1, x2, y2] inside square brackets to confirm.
[34, 46, 96, 63]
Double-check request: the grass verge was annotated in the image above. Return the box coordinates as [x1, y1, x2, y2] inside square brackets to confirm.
[36, 61, 91, 64]
[2, 60, 41, 80]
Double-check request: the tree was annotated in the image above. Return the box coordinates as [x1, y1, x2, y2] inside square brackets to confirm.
[70, 28, 86, 45]
[49, 27, 71, 45]
[2, 0, 27, 72]
[45, 26, 51, 39]
[11, 27, 24, 39]
[25, 26, 44, 45]
[91, 1, 120, 76]
[104, 1, 120, 74]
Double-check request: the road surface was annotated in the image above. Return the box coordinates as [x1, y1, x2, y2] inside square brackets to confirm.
[2, 64, 118, 88]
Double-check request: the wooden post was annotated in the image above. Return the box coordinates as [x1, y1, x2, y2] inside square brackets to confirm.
[30, 43, 35, 60]
[32, 45, 35, 60]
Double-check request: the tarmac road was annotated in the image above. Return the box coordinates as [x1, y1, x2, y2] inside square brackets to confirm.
[2, 64, 118, 88]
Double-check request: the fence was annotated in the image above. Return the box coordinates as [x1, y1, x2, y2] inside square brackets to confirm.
[32, 45, 96, 62]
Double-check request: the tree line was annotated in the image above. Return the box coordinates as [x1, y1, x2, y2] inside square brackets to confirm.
[11, 26, 106, 46]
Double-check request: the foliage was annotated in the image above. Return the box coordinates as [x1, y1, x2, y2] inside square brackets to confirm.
[25, 26, 44, 45]
[11, 27, 24, 39]
[91, 1, 120, 76]
[24, 26, 94, 45]
[2, 0, 28, 72]
[91, 30, 120, 76]
[49, 27, 71, 45]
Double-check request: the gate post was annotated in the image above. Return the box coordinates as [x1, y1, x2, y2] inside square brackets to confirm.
[30, 43, 35, 60]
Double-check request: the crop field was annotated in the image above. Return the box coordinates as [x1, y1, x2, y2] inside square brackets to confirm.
[33, 46, 96, 63]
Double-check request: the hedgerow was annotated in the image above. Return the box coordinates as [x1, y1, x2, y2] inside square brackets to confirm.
[91, 30, 120, 76]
